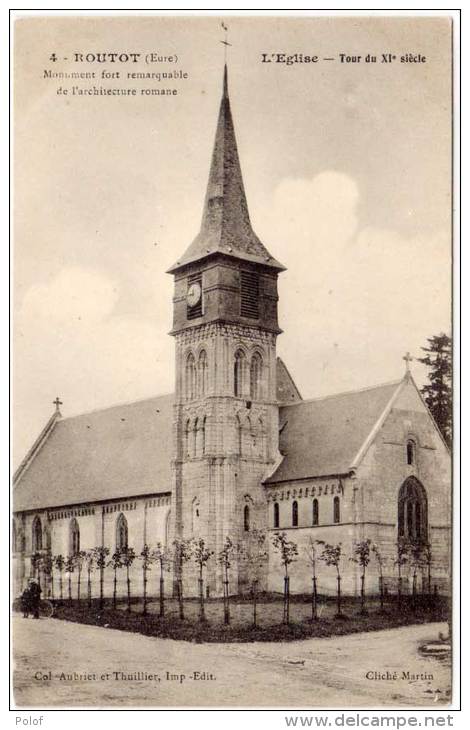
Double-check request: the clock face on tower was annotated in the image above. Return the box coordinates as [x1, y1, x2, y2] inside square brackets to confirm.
[186, 281, 202, 308]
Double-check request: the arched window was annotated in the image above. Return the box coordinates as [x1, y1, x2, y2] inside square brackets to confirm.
[198, 350, 208, 396]
[273, 502, 280, 528]
[185, 352, 196, 400]
[312, 499, 319, 526]
[244, 505, 250, 532]
[406, 440, 415, 466]
[234, 350, 246, 398]
[32, 516, 42, 551]
[250, 352, 263, 400]
[69, 518, 80, 555]
[398, 477, 428, 542]
[333, 496, 340, 524]
[116, 513, 128, 551]
[292, 501, 298, 527]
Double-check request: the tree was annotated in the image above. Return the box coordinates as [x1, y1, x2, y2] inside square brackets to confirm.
[239, 529, 267, 628]
[304, 538, 321, 621]
[65, 555, 75, 604]
[319, 542, 344, 618]
[192, 538, 214, 622]
[75, 551, 86, 603]
[422, 541, 433, 595]
[351, 539, 372, 615]
[218, 536, 235, 625]
[417, 333, 452, 446]
[54, 554, 65, 600]
[31, 551, 42, 588]
[409, 541, 424, 600]
[108, 549, 123, 609]
[271, 531, 298, 625]
[140, 544, 154, 615]
[42, 550, 54, 600]
[85, 550, 95, 608]
[172, 538, 193, 620]
[371, 543, 387, 612]
[92, 546, 110, 610]
[121, 547, 136, 612]
[395, 537, 410, 608]
[151, 542, 172, 618]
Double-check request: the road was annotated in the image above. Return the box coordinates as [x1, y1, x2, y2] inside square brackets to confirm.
[12, 617, 451, 708]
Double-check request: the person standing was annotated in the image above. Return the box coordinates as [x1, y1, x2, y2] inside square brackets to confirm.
[29, 579, 41, 619]
[20, 583, 31, 618]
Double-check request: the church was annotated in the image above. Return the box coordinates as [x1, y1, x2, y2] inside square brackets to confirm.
[13, 67, 451, 600]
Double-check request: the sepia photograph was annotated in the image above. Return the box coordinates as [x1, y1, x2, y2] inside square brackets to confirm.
[11, 13, 454, 710]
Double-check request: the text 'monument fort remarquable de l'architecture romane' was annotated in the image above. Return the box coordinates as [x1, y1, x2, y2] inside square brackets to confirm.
[13, 66, 451, 599]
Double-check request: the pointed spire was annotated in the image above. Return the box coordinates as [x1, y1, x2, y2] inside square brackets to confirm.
[168, 66, 284, 273]
[223, 63, 228, 98]
[200, 64, 252, 236]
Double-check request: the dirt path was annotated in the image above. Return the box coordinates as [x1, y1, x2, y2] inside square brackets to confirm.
[12, 617, 451, 708]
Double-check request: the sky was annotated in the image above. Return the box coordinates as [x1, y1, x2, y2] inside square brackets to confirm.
[13, 15, 452, 465]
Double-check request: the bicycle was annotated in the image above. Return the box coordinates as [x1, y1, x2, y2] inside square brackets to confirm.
[12, 596, 56, 618]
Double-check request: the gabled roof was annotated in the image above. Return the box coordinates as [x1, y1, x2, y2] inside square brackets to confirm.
[276, 357, 302, 404]
[265, 379, 403, 483]
[14, 410, 61, 485]
[15, 372, 432, 511]
[168, 66, 284, 273]
[13, 394, 174, 513]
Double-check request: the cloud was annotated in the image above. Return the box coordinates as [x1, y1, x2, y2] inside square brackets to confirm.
[14, 174, 451, 463]
[19, 267, 119, 326]
[14, 267, 173, 464]
[261, 171, 451, 397]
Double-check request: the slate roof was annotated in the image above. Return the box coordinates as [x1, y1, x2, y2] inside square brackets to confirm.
[168, 66, 284, 273]
[13, 394, 174, 513]
[276, 357, 303, 404]
[265, 380, 402, 484]
[13, 374, 404, 512]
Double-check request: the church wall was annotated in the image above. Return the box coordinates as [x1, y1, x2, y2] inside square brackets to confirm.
[354, 386, 451, 593]
[173, 318, 281, 596]
[14, 493, 172, 599]
[266, 524, 360, 595]
[265, 477, 363, 594]
[172, 260, 280, 337]
[177, 453, 272, 596]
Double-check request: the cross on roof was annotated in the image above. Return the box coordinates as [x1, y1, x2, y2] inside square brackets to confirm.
[53, 396, 63, 413]
[220, 21, 232, 62]
[403, 352, 413, 373]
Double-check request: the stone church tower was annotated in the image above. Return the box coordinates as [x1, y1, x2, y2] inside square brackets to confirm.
[168, 67, 285, 594]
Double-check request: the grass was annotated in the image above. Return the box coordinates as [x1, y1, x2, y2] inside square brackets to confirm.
[41, 593, 449, 644]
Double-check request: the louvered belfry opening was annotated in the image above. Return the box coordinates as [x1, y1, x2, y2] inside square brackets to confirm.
[240, 270, 259, 318]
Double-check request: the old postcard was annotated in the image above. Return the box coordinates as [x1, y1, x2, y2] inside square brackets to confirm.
[12, 14, 454, 709]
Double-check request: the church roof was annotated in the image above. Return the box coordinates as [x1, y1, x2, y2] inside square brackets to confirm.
[276, 357, 303, 404]
[13, 374, 406, 512]
[265, 379, 403, 483]
[13, 394, 174, 513]
[168, 67, 284, 273]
